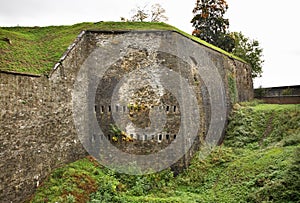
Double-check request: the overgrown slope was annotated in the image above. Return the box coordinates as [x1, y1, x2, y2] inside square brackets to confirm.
[28, 102, 300, 203]
[0, 22, 243, 75]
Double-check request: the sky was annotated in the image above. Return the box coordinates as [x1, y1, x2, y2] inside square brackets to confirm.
[1, 0, 299, 88]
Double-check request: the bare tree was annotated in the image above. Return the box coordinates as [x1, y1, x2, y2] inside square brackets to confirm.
[130, 5, 149, 22]
[150, 4, 168, 22]
[128, 3, 168, 22]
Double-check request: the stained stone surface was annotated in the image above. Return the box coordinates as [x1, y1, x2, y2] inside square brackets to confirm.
[0, 30, 253, 203]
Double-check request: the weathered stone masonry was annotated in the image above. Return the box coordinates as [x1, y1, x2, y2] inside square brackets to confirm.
[0, 30, 253, 202]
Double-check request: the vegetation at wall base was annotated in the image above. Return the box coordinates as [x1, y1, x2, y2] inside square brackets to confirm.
[28, 102, 300, 203]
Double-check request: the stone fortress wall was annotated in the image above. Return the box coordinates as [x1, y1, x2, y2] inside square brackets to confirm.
[254, 85, 300, 104]
[0, 30, 253, 202]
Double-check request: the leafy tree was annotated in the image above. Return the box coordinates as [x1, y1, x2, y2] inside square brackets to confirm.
[231, 32, 264, 78]
[191, 0, 264, 78]
[191, 0, 234, 52]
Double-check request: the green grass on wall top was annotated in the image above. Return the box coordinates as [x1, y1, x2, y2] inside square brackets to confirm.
[0, 22, 245, 75]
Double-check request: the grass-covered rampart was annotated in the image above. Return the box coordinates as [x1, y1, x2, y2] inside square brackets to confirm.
[0, 22, 244, 75]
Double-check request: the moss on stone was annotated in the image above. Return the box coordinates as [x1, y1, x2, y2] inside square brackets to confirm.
[227, 72, 238, 104]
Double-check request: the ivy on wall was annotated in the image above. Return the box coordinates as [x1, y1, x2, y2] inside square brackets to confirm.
[227, 72, 238, 104]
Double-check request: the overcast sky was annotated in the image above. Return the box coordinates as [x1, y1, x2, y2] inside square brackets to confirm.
[1, 0, 299, 88]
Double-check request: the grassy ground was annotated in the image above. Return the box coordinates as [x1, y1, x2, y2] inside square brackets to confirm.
[0, 21, 243, 75]
[28, 102, 300, 203]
